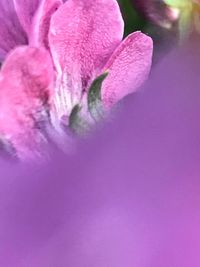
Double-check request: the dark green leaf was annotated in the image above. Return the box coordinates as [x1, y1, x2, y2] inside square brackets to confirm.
[88, 72, 108, 122]
[69, 105, 90, 135]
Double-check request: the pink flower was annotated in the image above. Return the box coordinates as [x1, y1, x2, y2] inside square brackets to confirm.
[0, 0, 62, 62]
[0, 46, 55, 160]
[0, 0, 36, 62]
[49, 0, 153, 120]
[0, 0, 153, 160]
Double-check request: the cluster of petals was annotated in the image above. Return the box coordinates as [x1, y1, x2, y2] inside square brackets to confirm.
[0, 0, 153, 160]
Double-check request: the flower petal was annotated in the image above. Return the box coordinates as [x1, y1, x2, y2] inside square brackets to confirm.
[49, 0, 124, 119]
[101, 32, 153, 108]
[13, 0, 41, 36]
[0, 46, 54, 160]
[0, 0, 27, 62]
[30, 0, 62, 48]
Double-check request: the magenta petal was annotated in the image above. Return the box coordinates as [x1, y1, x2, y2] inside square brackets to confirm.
[49, 0, 123, 85]
[0, 0, 27, 62]
[49, 0, 124, 120]
[30, 0, 62, 48]
[0, 46, 54, 160]
[102, 32, 153, 108]
[13, 0, 41, 36]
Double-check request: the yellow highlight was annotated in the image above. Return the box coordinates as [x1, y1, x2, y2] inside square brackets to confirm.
[165, 0, 200, 39]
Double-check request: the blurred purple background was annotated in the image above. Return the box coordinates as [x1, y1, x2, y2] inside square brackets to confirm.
[0, 36, 200, 266]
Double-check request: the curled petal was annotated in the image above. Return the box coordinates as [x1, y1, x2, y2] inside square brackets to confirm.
[0, 0, 27, 62]
[13, 0, 41, 36]
[30, 0, 62, 48]
[102, 32, 153, 108]
[0, 46, 54, 160]
[49, 0, 124, 118]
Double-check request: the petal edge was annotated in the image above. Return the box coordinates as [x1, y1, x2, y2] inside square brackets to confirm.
[102, 32, 153, 108]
